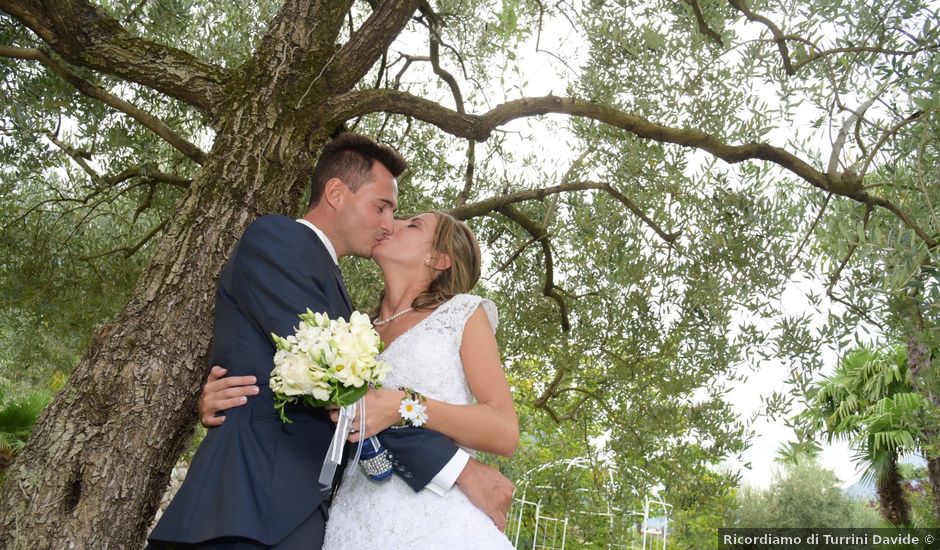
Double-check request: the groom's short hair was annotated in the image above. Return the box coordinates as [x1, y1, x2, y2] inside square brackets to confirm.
[308, 133, 407, 208]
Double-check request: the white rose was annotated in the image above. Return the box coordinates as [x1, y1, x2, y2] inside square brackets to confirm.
[331, 317, 350, 335]
[329, 331, 356, 358]
[349, 310, 370, 326]
[374, 360, 391, 380]
[274, 352, 316, 396]
[296, 322, 321, 341]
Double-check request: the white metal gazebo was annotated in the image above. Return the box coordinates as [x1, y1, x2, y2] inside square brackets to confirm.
[507, 457, 672, 550]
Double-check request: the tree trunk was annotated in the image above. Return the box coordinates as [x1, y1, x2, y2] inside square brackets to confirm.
[0, 90, 334, 548]
[876, 454, 912, 527]
[927, 455, 940, 524]
[906, 325, 940, 523]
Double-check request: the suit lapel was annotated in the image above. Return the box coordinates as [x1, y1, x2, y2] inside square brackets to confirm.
[296, 221, 353, 317]
[330, 262, 354, 315]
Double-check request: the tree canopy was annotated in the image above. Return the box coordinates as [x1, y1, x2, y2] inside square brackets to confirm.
[1, 0, 939, 546]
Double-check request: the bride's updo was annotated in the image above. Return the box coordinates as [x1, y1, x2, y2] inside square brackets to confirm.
[412, 211, 482, 310]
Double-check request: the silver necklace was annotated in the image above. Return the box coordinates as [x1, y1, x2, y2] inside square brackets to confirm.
[373, 307, 414, 326]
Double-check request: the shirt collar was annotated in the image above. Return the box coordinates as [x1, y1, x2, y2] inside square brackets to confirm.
[295, 219, 338, 266]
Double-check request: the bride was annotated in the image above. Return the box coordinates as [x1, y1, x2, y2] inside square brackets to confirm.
[321, 211, 517, 548]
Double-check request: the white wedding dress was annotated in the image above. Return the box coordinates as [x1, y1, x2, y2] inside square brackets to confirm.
[322, 294, 514, 549]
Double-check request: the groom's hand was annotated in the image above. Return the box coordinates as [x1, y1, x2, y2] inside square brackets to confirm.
[456, 458, 514, 532]
[199, 366, 259, 427]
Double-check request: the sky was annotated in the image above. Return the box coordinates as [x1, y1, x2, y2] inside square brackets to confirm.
[722, 275, 866, 489]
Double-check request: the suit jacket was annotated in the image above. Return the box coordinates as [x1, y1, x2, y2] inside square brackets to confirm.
[149, 215, 460, 545]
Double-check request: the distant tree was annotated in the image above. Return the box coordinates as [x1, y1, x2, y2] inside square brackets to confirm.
[731, 459, 882, 529]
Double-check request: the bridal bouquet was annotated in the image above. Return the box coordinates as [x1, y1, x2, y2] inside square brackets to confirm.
[270, 309, 390, 423]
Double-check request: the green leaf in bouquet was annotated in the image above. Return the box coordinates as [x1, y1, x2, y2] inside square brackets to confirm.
[301, 395, 331, 408]
[333, 384, 369, 406]
[271, 333, 291, 350]
[274, 394, 296, 424]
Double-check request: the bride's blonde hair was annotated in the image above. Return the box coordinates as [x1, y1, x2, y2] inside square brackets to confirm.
[372, 211, 481, 315]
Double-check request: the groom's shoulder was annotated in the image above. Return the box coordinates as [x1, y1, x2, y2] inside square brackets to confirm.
[241, 214, 303, 245]
[246, 213, 296, 234]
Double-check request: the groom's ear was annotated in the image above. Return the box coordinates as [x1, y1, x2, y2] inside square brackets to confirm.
[322, 178, 346, 210]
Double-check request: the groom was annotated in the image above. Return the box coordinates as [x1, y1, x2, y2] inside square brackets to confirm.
[148, 133, 513, 549]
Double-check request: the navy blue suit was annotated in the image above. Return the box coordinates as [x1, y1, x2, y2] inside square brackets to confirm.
[149, 215, 460, 548]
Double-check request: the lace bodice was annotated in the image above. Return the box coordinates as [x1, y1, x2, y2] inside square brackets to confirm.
[379, 293, 497, 407]
[322, 294, 513, 549]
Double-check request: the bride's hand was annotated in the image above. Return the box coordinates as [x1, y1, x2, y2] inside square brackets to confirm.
[327, 387, 405, 441]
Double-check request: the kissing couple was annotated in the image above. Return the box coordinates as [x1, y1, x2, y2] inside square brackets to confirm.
[148, 133, 519, 549]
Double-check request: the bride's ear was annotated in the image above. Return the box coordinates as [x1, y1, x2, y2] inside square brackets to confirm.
[430, 252, 452, 272]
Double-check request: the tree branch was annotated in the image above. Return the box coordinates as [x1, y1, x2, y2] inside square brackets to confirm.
[45, 132, 189, 196]
[791, 44, 940, 73]
[727, 0, 794, 75]
[2, 46, 207, 164]
[533, 363, 569, 410]
[46, 131, 99, 181]
[828, 82, 889, 177]
[496, 204, 571, 332]
[449, 181, 679, 243]
[244, 0, 353, 108]
[785, 192, 832, 271]
[0, 0, 225, 112]
[458, 140, 476, 206]
[327, 91, 937, 248]
[861, 109, 928, 178]
[327, 0, 422, 94]
[681, 0, 724, 46]
[80, 217, 170, 261]
[826, 204, 873, 294]
[488, 234, 547, 277]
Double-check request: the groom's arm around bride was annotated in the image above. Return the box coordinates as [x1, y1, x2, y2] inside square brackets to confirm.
[201, 364, 516, 531]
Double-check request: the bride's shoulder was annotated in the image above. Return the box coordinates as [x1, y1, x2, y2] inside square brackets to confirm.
[446, 294, 498, 331]
[447, 293, 493, 308]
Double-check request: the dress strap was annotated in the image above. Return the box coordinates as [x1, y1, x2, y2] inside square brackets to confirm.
[441, 294, 498, 335]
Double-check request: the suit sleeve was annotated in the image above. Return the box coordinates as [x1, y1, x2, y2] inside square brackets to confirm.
[377, 427, 460, 492]
[230, 217, 334, 343]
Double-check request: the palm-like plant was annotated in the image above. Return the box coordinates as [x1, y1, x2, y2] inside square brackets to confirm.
[804, 347, 929, 526]
[0, 378, 51, 475]
[775, 435, 822, 466]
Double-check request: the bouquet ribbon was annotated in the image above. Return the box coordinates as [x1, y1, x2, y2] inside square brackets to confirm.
[318, 397, 367, 494]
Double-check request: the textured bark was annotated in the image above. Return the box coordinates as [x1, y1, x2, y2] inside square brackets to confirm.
[905, 313, 940, 523]
[928, 456, 940, 523]
[0, 0, 226, 112]
[0, 8, 334, 550]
